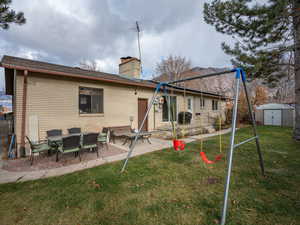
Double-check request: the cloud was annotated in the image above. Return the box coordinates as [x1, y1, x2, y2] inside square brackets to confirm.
[0, 0, 233, 89]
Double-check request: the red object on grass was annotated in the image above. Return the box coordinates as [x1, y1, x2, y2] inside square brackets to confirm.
[200, 152, 222, 164]
[173, 140, 185, 151]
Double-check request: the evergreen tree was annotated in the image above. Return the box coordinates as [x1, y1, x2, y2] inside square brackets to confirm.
[0, 0, 26, 30]
[204, 0, 300, 140]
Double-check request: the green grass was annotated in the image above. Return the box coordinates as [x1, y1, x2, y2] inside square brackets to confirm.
[0, 126, 299, 225]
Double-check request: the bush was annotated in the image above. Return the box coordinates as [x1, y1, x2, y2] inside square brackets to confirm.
[225, 107, 232, 125]
[178, 111, 192, 125]
[214, 117, 226, 130]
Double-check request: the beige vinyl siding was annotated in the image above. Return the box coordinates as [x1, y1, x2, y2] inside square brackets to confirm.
[192, 97, 226, 126]
[23, 74, 150, 139]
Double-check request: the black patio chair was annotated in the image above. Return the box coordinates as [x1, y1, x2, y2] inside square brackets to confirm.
[82, 133, 99, 158]
[68, 127, 81, 134]
[46, 129, 63, 151]
[26, 136, 51, 165]
[56, 135, 81, 162]
[47, 129, 62, 137]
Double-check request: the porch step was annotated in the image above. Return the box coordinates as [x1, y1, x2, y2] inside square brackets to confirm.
[154, 124, 213, 139]
[203, 126, 216, 134]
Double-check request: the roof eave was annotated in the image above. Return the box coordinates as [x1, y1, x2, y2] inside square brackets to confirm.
[1, 63, 156, 89]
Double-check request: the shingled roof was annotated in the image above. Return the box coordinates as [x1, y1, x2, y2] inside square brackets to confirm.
[0, 55, 155, 88]
[0, 55, 226, 99]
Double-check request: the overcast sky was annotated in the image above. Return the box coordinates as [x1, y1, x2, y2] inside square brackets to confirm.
[0, 0, 234, 91]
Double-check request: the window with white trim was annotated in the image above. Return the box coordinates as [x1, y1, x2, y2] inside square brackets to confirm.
[200, 98, 205, 109]
[212, 100, 218, 111]
[79, 87, 103, 114]
[187, 98, 192, 111]
[162, 96, 177, 122]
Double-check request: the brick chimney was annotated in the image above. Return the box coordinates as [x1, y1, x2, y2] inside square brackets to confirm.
[119, 56, 141, 79]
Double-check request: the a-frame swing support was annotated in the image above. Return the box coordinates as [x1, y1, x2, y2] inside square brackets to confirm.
[121, 68, 265, 225]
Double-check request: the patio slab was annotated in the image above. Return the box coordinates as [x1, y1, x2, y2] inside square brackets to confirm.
[2, 144, 126, 172]
[0, 128, 232, 184]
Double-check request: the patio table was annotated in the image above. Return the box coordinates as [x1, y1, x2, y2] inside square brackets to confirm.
[47, 133, 102, 147]
[122, 132, 152, 148]
[47, 135, 65, 147]
[47, 134, 82, 149]
[47, 135, 67, 154]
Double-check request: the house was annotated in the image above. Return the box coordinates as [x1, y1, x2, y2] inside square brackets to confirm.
[1, 55, 227, 157]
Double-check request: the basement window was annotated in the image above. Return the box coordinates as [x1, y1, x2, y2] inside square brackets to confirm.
[79, 87, 103, 114]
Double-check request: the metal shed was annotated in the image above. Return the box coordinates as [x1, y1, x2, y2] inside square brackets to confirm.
[255, 103, 295, 127]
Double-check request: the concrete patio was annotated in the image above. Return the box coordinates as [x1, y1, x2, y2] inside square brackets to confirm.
[0, 128, 231, 184]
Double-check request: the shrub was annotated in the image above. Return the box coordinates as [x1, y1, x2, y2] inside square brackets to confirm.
[225, 107, 233, 125]
[214, 117, 226, 130]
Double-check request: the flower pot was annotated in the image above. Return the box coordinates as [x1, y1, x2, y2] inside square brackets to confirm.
[173, 140, 185, 151]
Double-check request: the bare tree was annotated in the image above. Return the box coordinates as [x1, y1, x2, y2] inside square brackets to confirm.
[79, 60, 100, 71]
[198, 72, 235, 97]
[273, 70, 295, 103]
[155, 55, 191, 85]
[253, 85, 268, 106]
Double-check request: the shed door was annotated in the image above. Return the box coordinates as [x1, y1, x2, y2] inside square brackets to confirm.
[264, 110, 281, 126]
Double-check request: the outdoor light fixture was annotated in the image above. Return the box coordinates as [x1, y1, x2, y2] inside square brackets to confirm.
[129, 116, 134, 129]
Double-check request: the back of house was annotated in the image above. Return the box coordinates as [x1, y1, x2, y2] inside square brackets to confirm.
[1, 55, 227, 157]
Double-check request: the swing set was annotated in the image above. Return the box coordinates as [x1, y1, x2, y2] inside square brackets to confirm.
[198, 90, 224, 164]
[171, 83, 224, 164]
[120, 68, 265, 225]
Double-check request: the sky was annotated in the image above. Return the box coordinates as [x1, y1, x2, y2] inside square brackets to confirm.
[0, 0, 234, 90]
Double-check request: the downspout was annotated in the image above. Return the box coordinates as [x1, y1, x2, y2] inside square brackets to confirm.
[153, 104, 156, 130]
[13, 69, 17, 157]
[20, 70, 28, 157]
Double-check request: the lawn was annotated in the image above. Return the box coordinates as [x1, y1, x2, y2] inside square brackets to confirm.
[0, 126, 299, 225]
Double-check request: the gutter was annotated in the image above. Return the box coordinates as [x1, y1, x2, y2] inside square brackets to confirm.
[20, 70, 28, 157]
[13, 69, 17, 157]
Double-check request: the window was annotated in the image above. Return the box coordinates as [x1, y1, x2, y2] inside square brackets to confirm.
[200, 98, 205, 109]
[187, 98, 192, 111]
[162, 96, 177, 122]
[212, 100, 218, 111]
[79, 87, 103, 114]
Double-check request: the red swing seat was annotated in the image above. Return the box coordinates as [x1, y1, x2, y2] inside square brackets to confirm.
[200, 151, 222, 164]
[173, 140, 186, 151]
